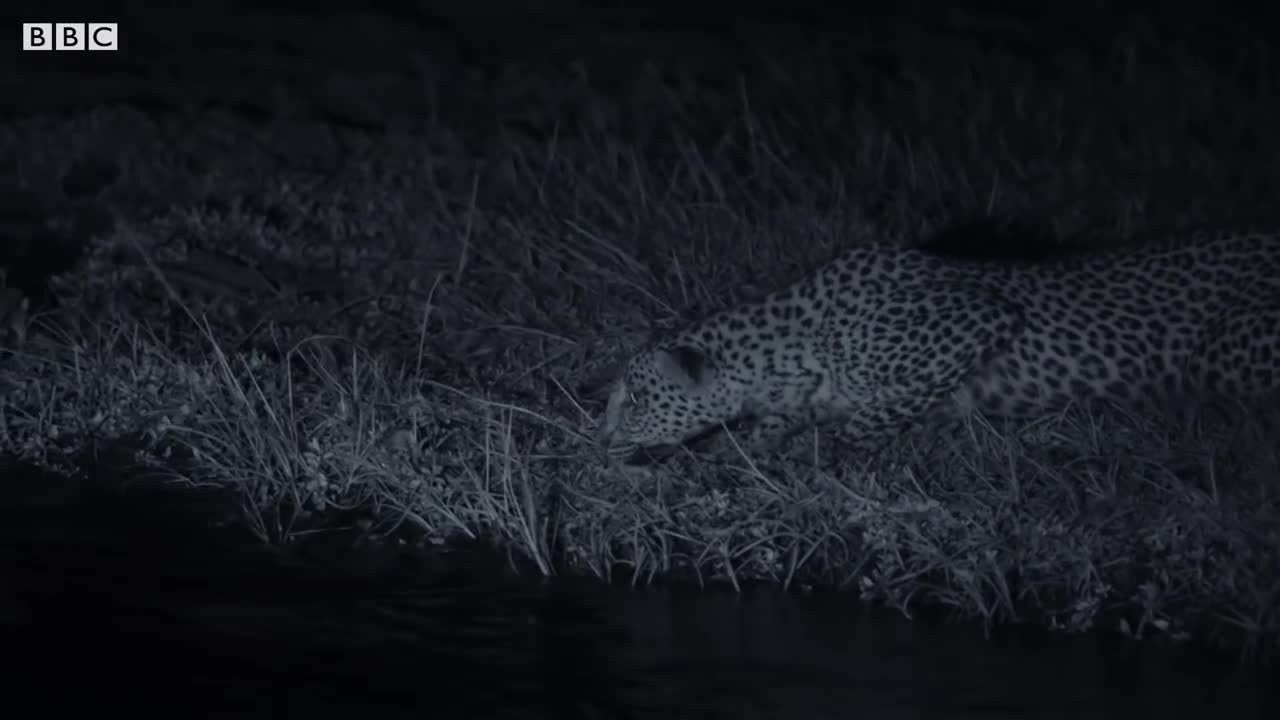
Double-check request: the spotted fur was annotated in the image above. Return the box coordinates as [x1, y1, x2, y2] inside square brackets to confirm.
[597, 229, 1280, 463]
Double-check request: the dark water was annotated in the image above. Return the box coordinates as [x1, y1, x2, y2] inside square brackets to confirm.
[1, 459, 1274, 719]
[603, 584, 1278, 719]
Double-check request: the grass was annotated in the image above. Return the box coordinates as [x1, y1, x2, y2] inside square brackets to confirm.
[3, 20, 1279, 661]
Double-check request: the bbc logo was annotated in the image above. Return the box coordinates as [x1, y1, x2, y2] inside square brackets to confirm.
[22, 23, 118, 51]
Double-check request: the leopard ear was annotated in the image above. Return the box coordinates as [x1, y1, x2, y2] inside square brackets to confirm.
[653, 345, 715, 391]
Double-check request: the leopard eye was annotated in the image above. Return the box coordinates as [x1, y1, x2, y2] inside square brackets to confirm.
[628, 391, 642, 405]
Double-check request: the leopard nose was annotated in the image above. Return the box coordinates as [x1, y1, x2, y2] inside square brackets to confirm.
[594, 422, 615, 448]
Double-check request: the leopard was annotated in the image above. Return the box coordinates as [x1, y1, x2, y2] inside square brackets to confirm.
[596, 227, 1280, 464]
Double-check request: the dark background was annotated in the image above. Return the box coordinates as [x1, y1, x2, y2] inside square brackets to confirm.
[6, 1, 1278, 123]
